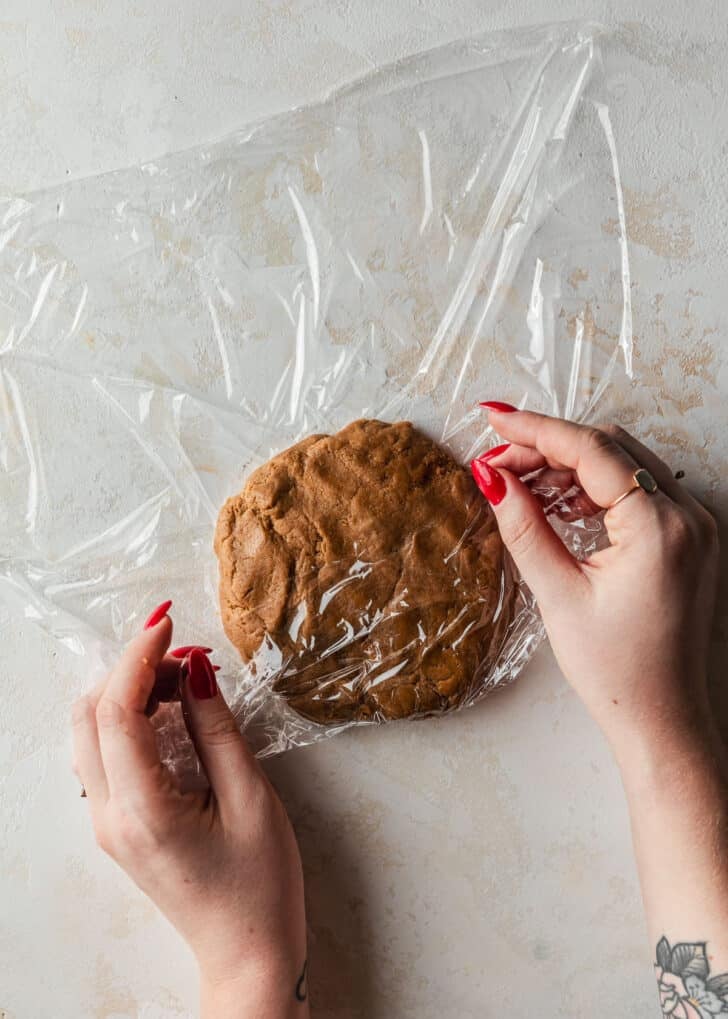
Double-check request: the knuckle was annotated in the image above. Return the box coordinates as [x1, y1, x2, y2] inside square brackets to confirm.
[244, 775, 285, 828]
[107, 799, 166, 855]
[661, 506, 693, 550]
[599, 422, 629, 444]
[94, 821, 113, 856]
[198, 712, 241, 748]
[71, 695, 95, 728]
[501, 513, 540, 559]
[96, 696, 125, 730]
[584, 426, 616, 456]
[697, 507, 719, 548]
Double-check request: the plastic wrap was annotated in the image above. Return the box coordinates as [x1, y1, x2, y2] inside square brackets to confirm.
[0, 22, 631, 765]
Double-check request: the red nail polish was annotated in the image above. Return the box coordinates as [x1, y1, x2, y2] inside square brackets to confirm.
[187, 648, 218, 700]
[144, 599, 172, 630]
[479, 401, 518, 413]
[481, 442, 511, 460]
[471, 458, 507, 505]
[212, 664, 221, 672]
[170, 645, 213, 658]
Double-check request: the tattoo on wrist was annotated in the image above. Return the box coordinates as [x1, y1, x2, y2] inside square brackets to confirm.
[655, 935, 728, 1017]
[294, 960, 308, 1003]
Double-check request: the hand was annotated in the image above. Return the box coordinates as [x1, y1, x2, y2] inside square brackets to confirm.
[71, 608, 309, 1019]
[471, 409, 720, 753]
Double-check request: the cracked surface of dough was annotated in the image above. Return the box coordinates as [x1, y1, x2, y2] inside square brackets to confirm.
[215, 419, 509, 724]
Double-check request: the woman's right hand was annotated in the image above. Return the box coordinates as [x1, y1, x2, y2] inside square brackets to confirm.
[471, 408, 720, 752]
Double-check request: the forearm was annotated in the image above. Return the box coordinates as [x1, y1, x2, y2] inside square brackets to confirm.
[201, 958, 310, 1019]
[610, 703, 728, 1003]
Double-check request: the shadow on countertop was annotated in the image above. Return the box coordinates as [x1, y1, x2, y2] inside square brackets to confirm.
[263, 752, 379, 1019]
[707, 507, 728, 747]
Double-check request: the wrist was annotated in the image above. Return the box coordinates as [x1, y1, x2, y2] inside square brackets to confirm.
[200, 955, 309, 1019]
[607, 704, 728, 797]
[593, 672, 714, 763]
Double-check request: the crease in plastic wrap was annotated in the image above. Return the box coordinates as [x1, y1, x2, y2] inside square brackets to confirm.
[0, 22, 632, 769]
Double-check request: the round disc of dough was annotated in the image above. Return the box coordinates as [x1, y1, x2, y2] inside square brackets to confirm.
[215, 419, 510, 725]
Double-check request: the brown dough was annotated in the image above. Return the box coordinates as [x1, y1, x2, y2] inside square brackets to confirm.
[214, 419, 510, 725]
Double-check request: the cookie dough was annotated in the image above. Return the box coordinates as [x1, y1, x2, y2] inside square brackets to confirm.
[214, 419, 509, 725]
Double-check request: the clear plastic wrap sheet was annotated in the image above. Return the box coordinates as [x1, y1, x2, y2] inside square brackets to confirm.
[0, 22, 631, 766]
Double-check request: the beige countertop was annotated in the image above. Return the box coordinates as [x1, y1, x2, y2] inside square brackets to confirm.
[1, 3, 726, 1017]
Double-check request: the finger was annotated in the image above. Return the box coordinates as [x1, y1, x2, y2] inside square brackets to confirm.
[485, 409, 641, 509]
[143, 656, 186, 717]
[97, 608, 173, 798]
[603, 425, 696, 510]
[480, 441, 604, 522]
[486, 427, 570, 473]
[479, 442, 545, 475]
[170, 645, 213, 658]
[471, 458, 587, 606]
[144, 695, 160, 719]
[180, 649, 261, 815]
[71, 685, 109, 807]
[528, 468, 603, 521]
[481, 441, 593, 478]
[103, 607, 173, 713]
[153, 656, 185, 703]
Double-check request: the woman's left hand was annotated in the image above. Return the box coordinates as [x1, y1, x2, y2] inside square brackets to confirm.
[71, 605, 309, 1019]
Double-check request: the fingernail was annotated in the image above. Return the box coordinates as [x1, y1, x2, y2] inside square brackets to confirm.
[471, 458, 507, 505]
[481, 442, 511, 460]
[187, 648, 218, 700]
[212, 664, 221, 672]
[144, 599, 172, 629]
[479, 401, 518, 413]
[170, 645, 213, 658]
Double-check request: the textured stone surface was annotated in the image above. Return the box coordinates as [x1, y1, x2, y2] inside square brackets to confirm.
[1, 4, 727, 1018]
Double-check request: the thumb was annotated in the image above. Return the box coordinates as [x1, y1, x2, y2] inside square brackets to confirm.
[471, 458, 585, 608]
[181, 649, 260, 813]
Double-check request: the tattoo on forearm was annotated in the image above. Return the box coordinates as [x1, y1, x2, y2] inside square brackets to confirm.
[295, 960, 308, 1003]
[655, 936, 728, 1017]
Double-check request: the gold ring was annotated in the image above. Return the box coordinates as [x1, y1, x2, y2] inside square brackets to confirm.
[608, 468, 658, 509]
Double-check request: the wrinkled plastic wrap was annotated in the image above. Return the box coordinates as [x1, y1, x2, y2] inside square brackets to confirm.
[0, 22, 631, 765]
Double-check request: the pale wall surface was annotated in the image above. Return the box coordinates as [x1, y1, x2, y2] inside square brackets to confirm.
[1, 3, 727, 1018]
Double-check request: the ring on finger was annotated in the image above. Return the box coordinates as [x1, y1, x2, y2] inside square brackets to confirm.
[608, 468, 659, 509]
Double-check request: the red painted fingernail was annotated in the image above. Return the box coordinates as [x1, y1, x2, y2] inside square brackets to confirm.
[481, 442, 511, 460]
[144, 599, 172, 629]
[170, 645, 213, 658]
[212, 664, 221, 672]
[479, 400, 518, 413]
[471, 458, 507, 505]
[187, 648, 218, 700]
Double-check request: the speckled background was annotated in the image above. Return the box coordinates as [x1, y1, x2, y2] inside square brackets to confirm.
[1, 4, 726, 1018]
